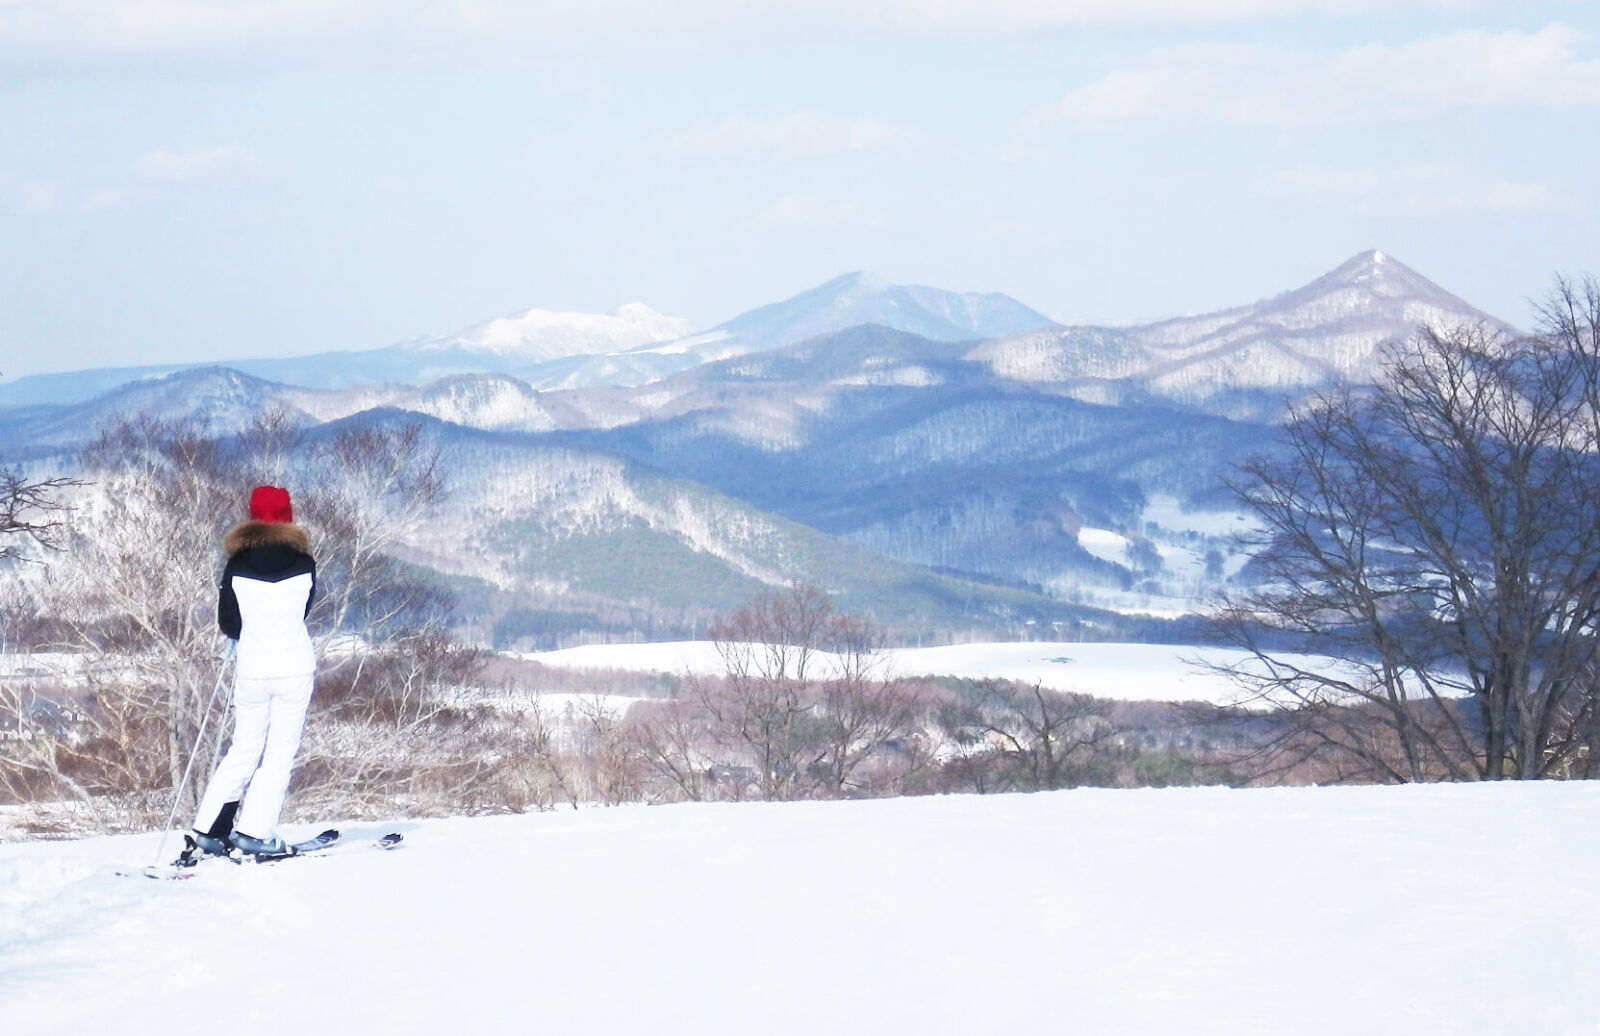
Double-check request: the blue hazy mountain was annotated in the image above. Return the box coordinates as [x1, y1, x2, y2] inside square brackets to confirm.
[0, 276, 1055, 405]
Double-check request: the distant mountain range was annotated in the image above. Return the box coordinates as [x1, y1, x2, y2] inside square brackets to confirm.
[0, 273, 1058, 406]
[0, 251, 1506, 642]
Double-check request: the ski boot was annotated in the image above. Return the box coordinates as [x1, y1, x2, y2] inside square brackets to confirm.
[228, 831, 296, 859]
[174, 830, 232, 868]
[192, 830, 231, 856]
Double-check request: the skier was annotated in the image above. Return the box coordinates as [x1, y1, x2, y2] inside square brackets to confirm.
[189, 485, 318, 858]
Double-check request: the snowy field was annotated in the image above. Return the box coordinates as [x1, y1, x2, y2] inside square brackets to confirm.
[4, 641, 1407, 709]
[4, 782, 1598, 1034]
[522, 640, 1395, 706]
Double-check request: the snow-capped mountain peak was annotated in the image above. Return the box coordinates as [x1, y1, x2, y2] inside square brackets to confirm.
[967, 249, 1505, 419]
[425, 303, 695, 363]
[1304, 248, 1462, 303]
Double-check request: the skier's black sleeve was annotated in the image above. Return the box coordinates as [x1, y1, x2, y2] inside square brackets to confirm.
[305, 556, 317, 619]
[218, 559, 242, 640]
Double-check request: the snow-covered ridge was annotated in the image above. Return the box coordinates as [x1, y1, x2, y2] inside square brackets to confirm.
[968, 249, 1507, 419]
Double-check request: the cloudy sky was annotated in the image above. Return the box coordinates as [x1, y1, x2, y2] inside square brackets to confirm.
[2, 1, 1596, 379]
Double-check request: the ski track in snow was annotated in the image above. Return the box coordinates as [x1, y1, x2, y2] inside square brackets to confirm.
[2, 784, 1598, 1034]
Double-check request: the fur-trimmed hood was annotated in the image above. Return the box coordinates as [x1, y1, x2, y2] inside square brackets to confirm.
[224, 520, 311, 558]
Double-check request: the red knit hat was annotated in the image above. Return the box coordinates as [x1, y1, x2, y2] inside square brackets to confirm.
[248, 485, 293, 524]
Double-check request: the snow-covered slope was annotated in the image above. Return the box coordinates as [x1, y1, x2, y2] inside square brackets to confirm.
[403, 373, 559, 432]
[5, 783, 1598, 1034]
[525, 326, 1274, 608]
[367, 413, 1103, 633]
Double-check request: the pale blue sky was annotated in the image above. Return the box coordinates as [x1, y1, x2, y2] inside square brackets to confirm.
[2, 1, 1597, 380]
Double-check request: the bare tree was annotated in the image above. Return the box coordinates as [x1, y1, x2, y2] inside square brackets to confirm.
[84, 421, 233, 782]
[570, 696, 649, 805]
[1219, 281, 1600, 781]
[8, 419, 238, 821]
[699, 583, 835, 801]
[1, 470, 88, 807]
[300, 420, 447, 648]
[812, 612, 924, 797]
[637, 583, 922, 802]
[935, 679, 1117, 792]
[628, 696, 714, 802]
[0, 668, 106, 814]
[1, 468, 80, 562]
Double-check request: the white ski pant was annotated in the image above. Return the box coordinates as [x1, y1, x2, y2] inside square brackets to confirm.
[193, 672, 314, 839]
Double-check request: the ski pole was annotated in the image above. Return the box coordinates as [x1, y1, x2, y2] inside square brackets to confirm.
[149, 641, 235, 870]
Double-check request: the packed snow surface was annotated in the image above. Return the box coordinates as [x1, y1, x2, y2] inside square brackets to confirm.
[521, 640, 1392, 706]
[3, 783, 1597, 1034]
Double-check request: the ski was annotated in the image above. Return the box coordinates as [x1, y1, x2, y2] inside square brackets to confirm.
[120, 829, 403, 880]
[247, 828, 342, 861]
[244, 830, 404, 866]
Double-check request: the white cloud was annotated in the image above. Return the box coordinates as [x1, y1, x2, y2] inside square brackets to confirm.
[1262, 163, 1575, 215]
[754, 193, 888, 230]
[132, 146, 259, 182]
[0, 1, 1481, 65]
[1035, 24, 1600, 130]
[675, 112, 913, 161]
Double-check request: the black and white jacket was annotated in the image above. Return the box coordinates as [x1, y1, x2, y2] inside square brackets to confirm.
[218, 521, 318, 679]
